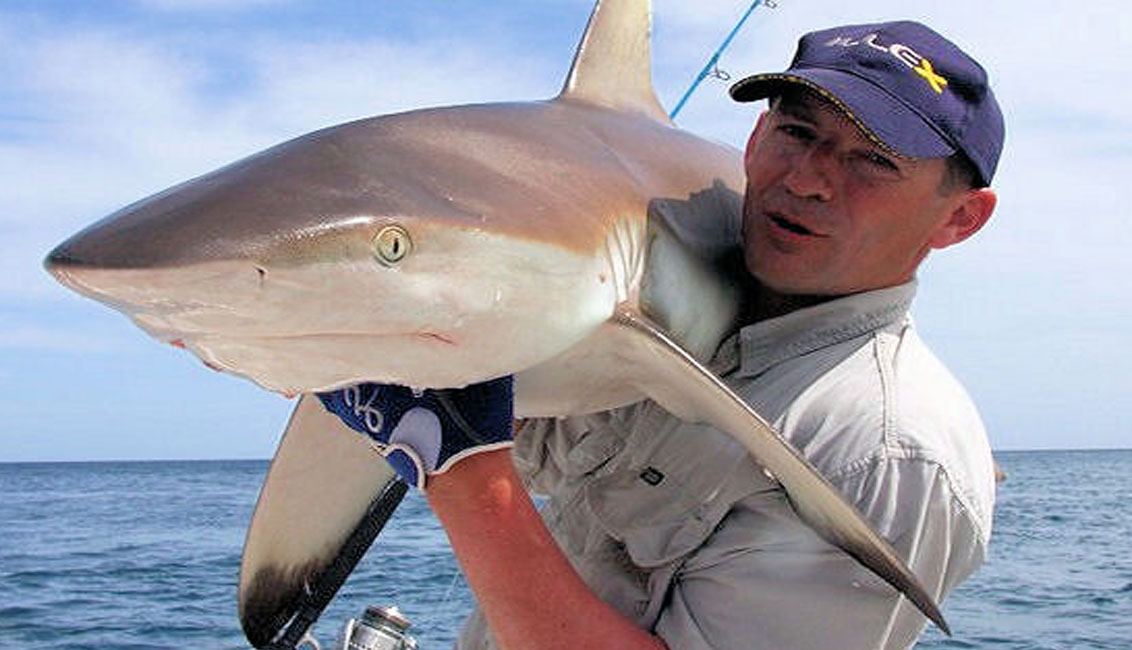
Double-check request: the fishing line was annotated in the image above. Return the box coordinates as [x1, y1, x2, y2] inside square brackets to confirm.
[669, 0, 782, 119]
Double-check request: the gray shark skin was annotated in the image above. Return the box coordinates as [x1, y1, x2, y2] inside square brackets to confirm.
[44, 0, 950, 644]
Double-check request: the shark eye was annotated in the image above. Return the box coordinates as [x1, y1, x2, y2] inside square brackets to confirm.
[373, 225, 412, 266]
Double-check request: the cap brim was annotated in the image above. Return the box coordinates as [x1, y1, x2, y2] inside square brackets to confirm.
[730, 70, 956, 160]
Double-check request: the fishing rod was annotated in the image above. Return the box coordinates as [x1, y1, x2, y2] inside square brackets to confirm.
[669, 0, 779, 119]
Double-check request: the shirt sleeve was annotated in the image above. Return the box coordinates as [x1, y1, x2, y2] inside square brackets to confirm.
[654, 455, 987, 650]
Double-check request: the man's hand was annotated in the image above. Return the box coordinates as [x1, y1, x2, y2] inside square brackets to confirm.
[317, 376, 513, 489]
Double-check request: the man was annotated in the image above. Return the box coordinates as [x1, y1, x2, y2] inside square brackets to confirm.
[320, 20, 1002, 650]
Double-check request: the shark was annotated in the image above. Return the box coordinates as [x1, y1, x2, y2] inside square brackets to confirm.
[44, 0, 951, 645]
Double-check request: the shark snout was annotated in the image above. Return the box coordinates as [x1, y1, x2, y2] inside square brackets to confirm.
[44, 240, 84, 271]
[44, 241, 134, 305]
[45, 241, 269, 332]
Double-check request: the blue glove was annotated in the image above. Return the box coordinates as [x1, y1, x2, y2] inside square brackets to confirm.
[317, 376, 514, 489]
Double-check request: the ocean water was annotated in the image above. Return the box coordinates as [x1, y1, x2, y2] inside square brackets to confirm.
[2, 450, 1129, 650]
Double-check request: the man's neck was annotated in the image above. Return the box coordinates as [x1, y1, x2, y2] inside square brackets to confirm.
[747, 284, 835, 323]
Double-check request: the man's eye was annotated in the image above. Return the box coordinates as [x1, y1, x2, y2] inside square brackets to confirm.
[778, 124, 814, 141]
[862, 151, 899, 171]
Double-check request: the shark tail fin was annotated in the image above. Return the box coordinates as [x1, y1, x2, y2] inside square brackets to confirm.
[558, 0, 672, 124]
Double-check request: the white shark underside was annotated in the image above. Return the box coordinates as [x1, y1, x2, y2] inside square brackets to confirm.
[44, 0, 950, 645]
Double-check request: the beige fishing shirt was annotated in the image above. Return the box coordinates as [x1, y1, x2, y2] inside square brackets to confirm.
[456, 281, 997, 650]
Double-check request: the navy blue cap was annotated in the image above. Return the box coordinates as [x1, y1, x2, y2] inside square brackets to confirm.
[730, 21, 1004, 186]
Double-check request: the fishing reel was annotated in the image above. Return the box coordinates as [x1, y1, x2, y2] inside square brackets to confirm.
[336, 605, 418, 650]
[291, 605, 418, 650]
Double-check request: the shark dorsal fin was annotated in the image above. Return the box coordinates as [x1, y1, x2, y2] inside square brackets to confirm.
[558, 0, 671, 124]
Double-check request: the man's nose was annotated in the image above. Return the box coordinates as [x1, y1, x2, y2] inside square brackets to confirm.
[782, 145, 834, 202]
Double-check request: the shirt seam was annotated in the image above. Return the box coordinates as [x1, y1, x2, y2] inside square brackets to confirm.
[823, 443, 991, 546]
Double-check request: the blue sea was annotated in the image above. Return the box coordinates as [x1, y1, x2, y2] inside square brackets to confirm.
[2, 450, 1130, 650]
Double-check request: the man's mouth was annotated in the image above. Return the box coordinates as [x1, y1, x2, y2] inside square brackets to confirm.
[768, 212, 818, 236]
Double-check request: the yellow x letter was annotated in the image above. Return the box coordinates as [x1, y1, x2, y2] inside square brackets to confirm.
[916, 59, 948, 94]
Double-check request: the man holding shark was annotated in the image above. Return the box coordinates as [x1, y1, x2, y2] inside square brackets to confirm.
[319, 17, 1002, 650]
[44, 0, 1002, 647]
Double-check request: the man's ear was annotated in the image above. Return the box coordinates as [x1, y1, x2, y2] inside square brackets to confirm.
[930, 188, 996, 250]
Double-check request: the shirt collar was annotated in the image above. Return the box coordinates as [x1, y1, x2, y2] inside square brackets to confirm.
[714, 281, 916, 378]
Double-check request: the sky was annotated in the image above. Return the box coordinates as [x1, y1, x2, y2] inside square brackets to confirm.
[1, 0, 1129, 461]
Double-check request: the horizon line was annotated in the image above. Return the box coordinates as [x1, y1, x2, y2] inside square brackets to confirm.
[3, 446, 1131, 465]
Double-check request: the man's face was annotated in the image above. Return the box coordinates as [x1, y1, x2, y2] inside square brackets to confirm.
[742, 91, 969, 296]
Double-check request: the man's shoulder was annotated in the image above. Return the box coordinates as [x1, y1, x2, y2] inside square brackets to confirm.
[780, 324, 996, 538]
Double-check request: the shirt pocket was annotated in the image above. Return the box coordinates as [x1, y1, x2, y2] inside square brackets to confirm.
[584, 468, 718, 568]
[583, 424, 774, 568]
[514, 411, 627, 494]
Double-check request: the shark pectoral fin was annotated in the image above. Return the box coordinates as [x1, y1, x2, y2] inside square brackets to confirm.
[238, 394, 405, 648]
[639, 204, 745, 363]
[611, 306, 951, 635]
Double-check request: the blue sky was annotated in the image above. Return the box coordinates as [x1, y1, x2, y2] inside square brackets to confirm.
[2, 0, 1129, 461]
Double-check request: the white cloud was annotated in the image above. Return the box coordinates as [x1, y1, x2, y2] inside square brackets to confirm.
[236, 34, 557, 133]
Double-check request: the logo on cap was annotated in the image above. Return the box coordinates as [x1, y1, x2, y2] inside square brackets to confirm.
[826, 34, 949, 94]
